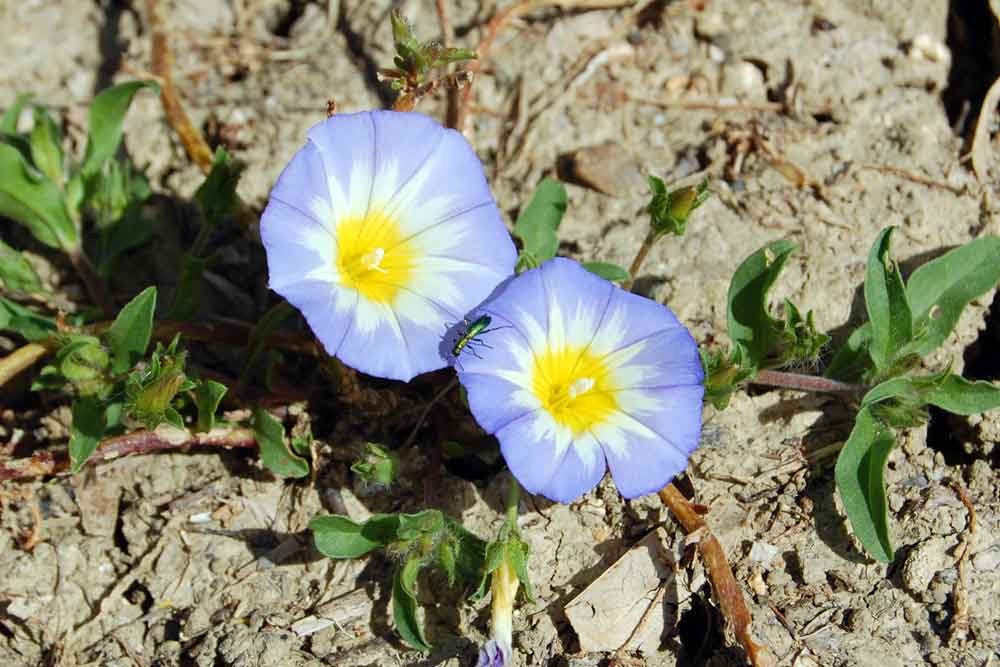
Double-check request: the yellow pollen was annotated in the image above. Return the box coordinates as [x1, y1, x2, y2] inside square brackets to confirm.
[335, 209, 414, 303]
[531, 345, 617, 435]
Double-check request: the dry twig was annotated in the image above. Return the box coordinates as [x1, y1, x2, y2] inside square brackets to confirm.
[146, 0, 215, 174]
[971, 74, 1000, 183]
[949, 481, 976, 645]
[659, 484, 777, 667]
[858, 163, 965, 196]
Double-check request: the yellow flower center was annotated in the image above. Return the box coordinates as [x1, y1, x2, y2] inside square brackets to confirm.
[334, 208, 415, 303]
[531, 345, 618, 434]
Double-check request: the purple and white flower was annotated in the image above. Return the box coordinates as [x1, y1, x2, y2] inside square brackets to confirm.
[456, 258, 704, 502]
[261, 110, 516, 381]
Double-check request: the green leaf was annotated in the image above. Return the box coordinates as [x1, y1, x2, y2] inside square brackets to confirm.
[726, 239, 797, 371]
[29, 107, 63, 186]
[0, 240, 42, 292]
[251, 407, 309, 478]
[351, 441, 399, 487]
[506, 536, 535, 602]
[581, 261, 630, 283]
[97, 206, 156, 276]
[310, 514, 386, 559]
[860, 376, 920, 408]
[0, 93, 32, 135]
[393, 562, 431, 651]
[105, 286, 156, 374]
[443, 517, 487, 584]
[513, 178, 567, 272]
[193, 379, 227, 432]
[0, 143, 77, 249]
[906, 236, 1000, 357]
[924, 375, 1000, 415]
[81, 80, 159, 177]
[834, 407, 896, 562]
[69, 396, 107, 473]
[0, 296, 56, 341]
[195, 147, 243, 225]
[824, 323, 872, 381]
[865, 228, 912, 371]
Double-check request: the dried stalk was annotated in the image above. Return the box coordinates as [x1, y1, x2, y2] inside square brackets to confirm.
[0, 427, 257, 481]
[146, 0, 215, 174]
[752, 369, 866, 395]
[0, 343, 51, 389]
[659, 484, 776, 667]
[949, 481, 976, 645]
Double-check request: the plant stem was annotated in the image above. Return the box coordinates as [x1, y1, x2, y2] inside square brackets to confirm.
[0, 343, 51, 389]
[0, 426, 257, 481]
[753, 369, 866, 394]
[505, 473, 521, 528]
[658, 483, 776, 667]
[621, 229, 658, 293]
[68, 246, 114, 317]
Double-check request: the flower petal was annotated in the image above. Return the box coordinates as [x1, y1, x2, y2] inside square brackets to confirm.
[598, 384, 705, 498]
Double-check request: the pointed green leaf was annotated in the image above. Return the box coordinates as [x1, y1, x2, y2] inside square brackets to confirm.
[906, 236, 1000, 357]
[29, 107, 63, 186]
[924, 375, 1000, 415]
[195, 147, 243, 226]
[581, 261, 629, 283]
[310, 515, 384, 559]
[1, 93, 32, 135]
[0, 296, 56, 341]
[192, 379, 227, 432]
[393, 565, 431, 651]
[69, 396, 107, 473]
[726, 239, 797, 371]
[835, 406, 896, 561]
[0, 143, 77, 249]
[513, 178, 567, 271]
[81, 80, 159, 177]
[865, 228, 912, 371]
[105, 286, 156, 374]
[0, 240, 43, 292]
[251, 407, 309, 478]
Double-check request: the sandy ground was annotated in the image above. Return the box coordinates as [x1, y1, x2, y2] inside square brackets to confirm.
[2, 0, 1000, 665]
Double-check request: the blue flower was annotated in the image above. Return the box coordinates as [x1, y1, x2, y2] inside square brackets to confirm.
[261, 110, 516, 381]
[477, 552, 518, 666]
[455, 258, 704, 502]
[477, 639, 509, 667]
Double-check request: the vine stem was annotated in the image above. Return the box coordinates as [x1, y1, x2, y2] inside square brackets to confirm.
[620, 229, 658, 293]
[0, 427, 257, 481]
[505, 473, 520, 528]
[752, 369, 867, 394]
[0, 343, 51, 389]
[658, 484, 776, 667]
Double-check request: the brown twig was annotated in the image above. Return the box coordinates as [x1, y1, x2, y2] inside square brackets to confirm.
[858, 163, 965, 196]
[971, 74, 1000, 183]
[454, 0, 543, 132]
[0, 427, 257, 482]
[659, 484, 776, 667]
[627, 95, 786, 114]
[949, 481, 976, 645]
[146, 0, 214, 174]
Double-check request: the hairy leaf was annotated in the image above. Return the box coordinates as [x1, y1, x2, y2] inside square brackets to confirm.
[513, 178, 567, 271]
[726, 239, 797, 371]
[924, 375, 1000, 415]
[0, 143, 77, 249]
[0, 240, 42, 292]
[835, 406, 897, 562]
[251, 407, 309, 478]
[105, 286, 156, 374]
[865, 228, 912, 371]
[81, 80, 159, 177]
[192, 379, 227, 432]
[393, 566, 431, 651]
[29, 107, 63, 186]
[581, 261, 629, 283]
[906, 236, 1000, 357]
[69, 396, 106, 473]
[0, 296, 56, 341]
